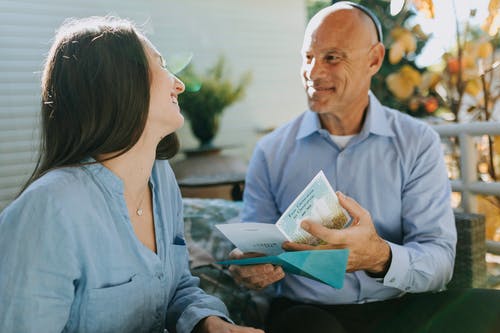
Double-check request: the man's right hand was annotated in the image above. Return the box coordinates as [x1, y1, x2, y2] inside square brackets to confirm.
[228, 248, 285, 290]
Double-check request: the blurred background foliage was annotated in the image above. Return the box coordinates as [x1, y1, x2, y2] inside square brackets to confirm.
[177, 56, 252, 147]
[306, 0, 500, 121]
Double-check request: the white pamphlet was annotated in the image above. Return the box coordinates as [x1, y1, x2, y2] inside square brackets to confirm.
[215, 170, 350, 255]
[214, 223, 288, 256]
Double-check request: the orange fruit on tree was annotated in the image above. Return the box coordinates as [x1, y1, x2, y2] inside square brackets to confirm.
[447, 58, 460, 74]
[424, 97, 439, 113]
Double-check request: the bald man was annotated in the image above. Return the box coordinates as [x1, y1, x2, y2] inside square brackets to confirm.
[230, 2, 500, 333]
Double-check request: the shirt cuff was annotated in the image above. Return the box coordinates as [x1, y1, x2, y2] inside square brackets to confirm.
[177, 308, 233, 333]
[383, 241, 411, 291]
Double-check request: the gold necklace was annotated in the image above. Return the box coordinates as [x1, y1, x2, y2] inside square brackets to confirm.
[135, 185, 149, 216]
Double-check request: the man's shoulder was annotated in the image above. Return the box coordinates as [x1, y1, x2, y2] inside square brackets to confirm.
[381, 105, 437, 140]
[257, 111, 308, 148]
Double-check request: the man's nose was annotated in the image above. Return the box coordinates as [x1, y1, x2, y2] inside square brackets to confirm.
[304, 58, 324, 81]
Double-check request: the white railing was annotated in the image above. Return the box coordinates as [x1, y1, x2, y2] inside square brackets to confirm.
[432, 121, 500, 255]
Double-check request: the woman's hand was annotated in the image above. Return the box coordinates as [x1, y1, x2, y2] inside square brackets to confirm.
[194, 316, 264, 333]
[227, 249, 285, 290]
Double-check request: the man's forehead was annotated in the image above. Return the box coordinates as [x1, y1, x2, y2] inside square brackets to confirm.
[305, 5, 380, 44]
[305, 16, 377, 52]
[303, 21, 360, 51]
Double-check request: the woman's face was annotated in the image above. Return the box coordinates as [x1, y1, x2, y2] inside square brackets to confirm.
[142, 39, 185, 142]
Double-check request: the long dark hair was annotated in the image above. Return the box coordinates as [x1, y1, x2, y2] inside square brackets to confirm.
[21, 16, 179, 193]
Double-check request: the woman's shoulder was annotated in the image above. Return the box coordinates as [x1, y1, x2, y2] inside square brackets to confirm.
[2, 166, 94, 220]
[26, 166, 92, 198]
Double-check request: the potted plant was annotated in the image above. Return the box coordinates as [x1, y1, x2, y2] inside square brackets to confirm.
[177, 56, 252, 149]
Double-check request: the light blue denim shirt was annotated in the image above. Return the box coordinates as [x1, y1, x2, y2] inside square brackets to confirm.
[242, 92, 457, 304]
[0, 160, 229, 333]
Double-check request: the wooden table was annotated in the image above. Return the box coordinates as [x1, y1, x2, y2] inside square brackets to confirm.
[172, 146, 247, 201]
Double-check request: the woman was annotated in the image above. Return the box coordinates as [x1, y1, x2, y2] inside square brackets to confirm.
[0, 16, 262, 333]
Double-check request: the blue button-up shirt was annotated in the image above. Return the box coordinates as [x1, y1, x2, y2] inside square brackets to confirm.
[0, 160, 229, 333]
[242, 92, 456, 304]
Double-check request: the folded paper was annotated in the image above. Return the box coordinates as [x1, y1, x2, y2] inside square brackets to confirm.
[217, 249, 349, 289]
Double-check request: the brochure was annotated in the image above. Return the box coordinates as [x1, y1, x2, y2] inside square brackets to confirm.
[213, 222, 288, 256]
[215, 170, 350, 256]
[217, 249, 349, 289]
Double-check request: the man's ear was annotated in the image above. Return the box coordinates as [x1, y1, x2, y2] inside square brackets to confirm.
[368, 42, 385, 75]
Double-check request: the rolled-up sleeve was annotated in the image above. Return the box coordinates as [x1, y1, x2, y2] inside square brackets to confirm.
[168, 267, 231, 333]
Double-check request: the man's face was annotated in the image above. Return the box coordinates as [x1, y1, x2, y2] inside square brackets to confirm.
[301, 10, 375, 115]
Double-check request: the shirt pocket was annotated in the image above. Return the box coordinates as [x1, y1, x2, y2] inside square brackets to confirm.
[168, 243, 189, 284]
[83, 274, 161, 333]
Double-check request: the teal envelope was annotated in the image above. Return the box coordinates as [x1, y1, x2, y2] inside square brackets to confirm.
[217, 249, 349, 289]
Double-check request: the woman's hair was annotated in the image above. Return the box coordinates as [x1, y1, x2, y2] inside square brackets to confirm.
[21, 16, 179, 193]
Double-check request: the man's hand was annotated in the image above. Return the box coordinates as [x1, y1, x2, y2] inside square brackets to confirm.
[194, 316, 264, 333]
[227, 249, 285, 290]
[282, 192, 391, 275]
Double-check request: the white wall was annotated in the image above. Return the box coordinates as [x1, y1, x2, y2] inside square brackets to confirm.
[0, 0, 308, 210]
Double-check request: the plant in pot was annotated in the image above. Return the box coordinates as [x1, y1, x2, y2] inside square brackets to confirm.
[177, 56, 252, 149]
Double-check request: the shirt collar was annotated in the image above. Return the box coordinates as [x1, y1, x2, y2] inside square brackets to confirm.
[81, 157, 124, 194]
[296, 91, 395, 140]
[296, 110, 321, 140]
[363, 91, 395, 138]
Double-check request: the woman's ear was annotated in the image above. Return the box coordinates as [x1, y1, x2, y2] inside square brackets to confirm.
[368, 42, 385, 75]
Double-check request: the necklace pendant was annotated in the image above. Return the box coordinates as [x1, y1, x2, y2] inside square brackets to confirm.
[136, 208, 143, 216]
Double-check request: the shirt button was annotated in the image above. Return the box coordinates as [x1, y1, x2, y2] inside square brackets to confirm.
[405, 286, 411, 291]
[389, 277, 396, 283]
[157, 273, 164, 280]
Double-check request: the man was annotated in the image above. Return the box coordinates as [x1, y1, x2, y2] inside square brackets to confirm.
[230, 2, 499, 333]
